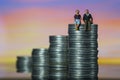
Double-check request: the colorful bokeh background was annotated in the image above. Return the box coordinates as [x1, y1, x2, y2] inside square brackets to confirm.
[0, 0, 120, 79]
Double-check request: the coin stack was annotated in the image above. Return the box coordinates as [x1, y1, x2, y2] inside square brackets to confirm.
[16, 56, 32, 73]
[49, 35, 68, 80]
[32, 48, 49, 80]
[68, 24, 98, 80]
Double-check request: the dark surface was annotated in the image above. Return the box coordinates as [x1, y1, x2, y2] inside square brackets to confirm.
[0, 78, 120, 80]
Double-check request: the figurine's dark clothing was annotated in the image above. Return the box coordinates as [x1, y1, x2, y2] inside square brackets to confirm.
[83, 14, 93, 31]
[83, 14, 93, 22]
[74, 14, 81, 19]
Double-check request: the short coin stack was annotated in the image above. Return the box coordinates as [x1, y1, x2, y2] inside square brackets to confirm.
[68, 24, 98, 80]
[32, 48, 49, 80]
[16, 56, 32, 73]
[49, 35, 68, 80]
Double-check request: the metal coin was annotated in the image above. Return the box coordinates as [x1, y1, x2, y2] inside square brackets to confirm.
[16, 56, 32, 73]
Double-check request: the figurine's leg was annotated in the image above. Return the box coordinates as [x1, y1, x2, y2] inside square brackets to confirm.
[77, 24, 80, 30]
[74, 20, 78, 30]
[84, 21, 86, 31]
[88, 21, 91, 30]
[75, 20, 80, 30]
[75, 24, 77, 27]
[76, 24, 78, 30]
[85, 21, 88, 31]
[75, 24, 77, 30]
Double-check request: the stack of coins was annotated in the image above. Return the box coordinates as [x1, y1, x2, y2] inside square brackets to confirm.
[32, 48, 49, 80]
[68, 24, 98, 80]
[49, 35, 68, 80]
[16, 56, 32, 73]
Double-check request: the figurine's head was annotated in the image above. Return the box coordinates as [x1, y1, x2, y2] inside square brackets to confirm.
[75, 10, 80, 14]
[85, 9, 89, 14]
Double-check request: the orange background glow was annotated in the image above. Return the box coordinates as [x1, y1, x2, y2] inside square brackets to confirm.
[0, 0, 120, 64]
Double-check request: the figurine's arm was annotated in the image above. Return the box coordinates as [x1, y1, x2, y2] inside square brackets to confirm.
[83, 14, 86, 23]
[90, 14, 93, 23]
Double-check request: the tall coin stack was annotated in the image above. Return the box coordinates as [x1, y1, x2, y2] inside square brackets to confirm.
[16, 56, 32, 73]
[68, 24, 98, 80]
[49, 35, 68, 80]
[32, 48, 49, 80]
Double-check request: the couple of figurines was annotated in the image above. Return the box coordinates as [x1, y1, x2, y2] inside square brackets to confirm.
[74, 9, 93, 31]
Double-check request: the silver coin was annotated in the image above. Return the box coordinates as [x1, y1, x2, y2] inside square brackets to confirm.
[49, 35, 68, 43]
[32, 48, 49, 80]
[32, 75, 49, 80]
[32, 48, 48, 56]
[16, 56, 32, 73]
[68, 24, 98, 31]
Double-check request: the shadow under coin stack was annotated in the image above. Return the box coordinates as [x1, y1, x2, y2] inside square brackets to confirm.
[68, 24, 98, 80]
[32, 48, 49, 80]
[16, 56, 32, 73]
[49, 35, 68, 80]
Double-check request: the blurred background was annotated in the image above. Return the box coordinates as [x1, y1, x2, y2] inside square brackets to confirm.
[0, 0, 120, 79]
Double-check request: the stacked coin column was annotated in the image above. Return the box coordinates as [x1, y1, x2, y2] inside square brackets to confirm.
[49, 35, 68, 80]
[68, 24, 98, 80]
[16, 56, 32, 73]
[32, 48, 49, 80]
